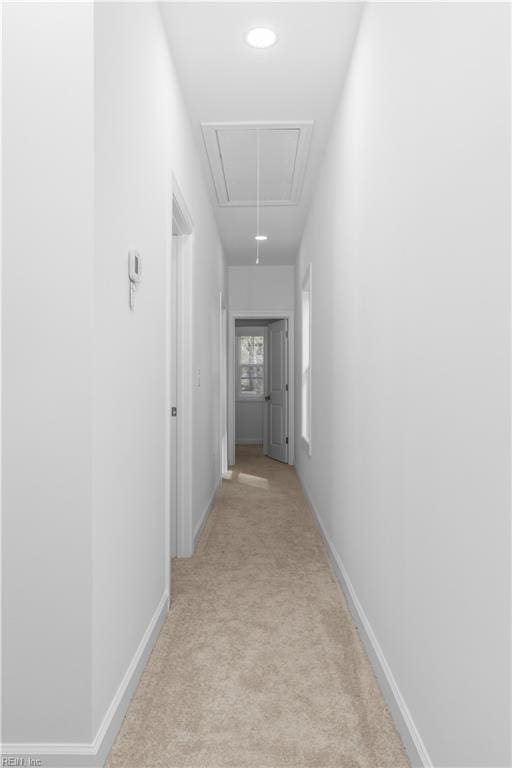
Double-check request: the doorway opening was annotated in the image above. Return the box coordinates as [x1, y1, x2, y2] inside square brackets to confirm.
[219, 292, 228, 476]
[166, 178, 194, 589]
[228, 310, 295, 467]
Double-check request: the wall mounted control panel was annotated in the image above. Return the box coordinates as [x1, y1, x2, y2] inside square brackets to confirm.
[128, 250, 142, 310]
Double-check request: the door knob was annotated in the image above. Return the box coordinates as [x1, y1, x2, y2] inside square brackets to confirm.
[265, 395, 271, 401]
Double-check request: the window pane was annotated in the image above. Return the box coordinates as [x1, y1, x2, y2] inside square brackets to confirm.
[240, 336, 264, 365]
[240, 377, 264, 396]
[252, 379, 264, 396]
[240, 362, 264, 396]
[240, 365, 263, 379]
[238, 335, 265, 397]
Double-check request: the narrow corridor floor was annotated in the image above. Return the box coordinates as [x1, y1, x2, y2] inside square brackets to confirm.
[106, 445, 409, 768]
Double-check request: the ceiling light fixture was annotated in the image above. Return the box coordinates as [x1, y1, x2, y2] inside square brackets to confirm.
[255, 235, 268, 241]
[245, 27, 278, 49]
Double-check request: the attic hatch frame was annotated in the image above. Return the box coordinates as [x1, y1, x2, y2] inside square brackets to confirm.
[201, 120, 314, 207]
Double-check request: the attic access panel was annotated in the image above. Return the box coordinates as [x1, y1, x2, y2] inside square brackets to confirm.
[201, 122, 313, 207]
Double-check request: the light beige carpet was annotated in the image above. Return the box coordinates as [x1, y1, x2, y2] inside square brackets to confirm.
[106, 445, 410, 768]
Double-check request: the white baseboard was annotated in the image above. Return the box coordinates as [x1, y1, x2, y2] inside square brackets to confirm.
[297, 471, 433, 768]
[235, 438, 263, 445]
[1, 591, 169, 768]
[193, 477, 221, 551]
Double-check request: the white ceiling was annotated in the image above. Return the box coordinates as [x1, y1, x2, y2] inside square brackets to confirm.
[161, 2, 362, 265]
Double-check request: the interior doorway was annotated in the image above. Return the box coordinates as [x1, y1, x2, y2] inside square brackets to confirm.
[169, 232, 179, 557]
[166, 178, 194, 583]
[220, 292, 228, 476]
[228, 310, 294, 467]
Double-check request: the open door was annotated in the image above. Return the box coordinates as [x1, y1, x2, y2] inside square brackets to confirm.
[265, 319, 289, 463]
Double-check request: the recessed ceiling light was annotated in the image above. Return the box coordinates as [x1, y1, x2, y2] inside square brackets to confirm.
[255, 235, 268, 241]
[245, 28, 278, 49]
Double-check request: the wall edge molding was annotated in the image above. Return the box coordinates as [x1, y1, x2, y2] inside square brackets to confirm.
[193, 477, 221, 551]
[1, 591, 169, 768]
[296, 470, 433, 768]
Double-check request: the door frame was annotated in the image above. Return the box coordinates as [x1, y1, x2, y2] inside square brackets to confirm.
[266, 319, 289, 463]
[219, 291, 228, 476]
[165, 176, 194, 601]
[228, 309, 295, 467]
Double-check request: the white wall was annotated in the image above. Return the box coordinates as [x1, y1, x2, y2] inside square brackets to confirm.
[3, 0, 225, 756]
[2, 2, 94, 743]
[296, 4, 511, 767]
[93, 0, 225, 738]
[228, 265, 294, 311]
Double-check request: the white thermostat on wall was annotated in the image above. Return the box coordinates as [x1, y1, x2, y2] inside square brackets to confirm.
[128, 250, 142, 282]
[128, 250, 142, 310]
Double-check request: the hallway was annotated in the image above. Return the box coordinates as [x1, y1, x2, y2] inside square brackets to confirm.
[2, 2, 511, 766]
[106, 447, 408, 768]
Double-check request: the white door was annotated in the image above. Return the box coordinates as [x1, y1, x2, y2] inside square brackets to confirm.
[169, 235, 179, 557]
[220, 298, 228, 475]
[266, 319, 288, 463]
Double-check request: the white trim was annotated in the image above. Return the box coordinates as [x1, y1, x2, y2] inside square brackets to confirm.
[263, 326, 270, 454]
[0, 4, 3, 754]
[193, 478, 221, 550]
[509, 4, 512, 762]
[165, 190, 173, 586]
[228, 309, 295, 467]
[167, 175, 194, 560]
[301, 263, 312, 456]
[1, 593, 169, 767]
[172, 175, 194, 236]
[297, 471, 432, 768]
[176, 234, 193, 556]
[219, 292, 228, 476]
[235, 438, 264, 445]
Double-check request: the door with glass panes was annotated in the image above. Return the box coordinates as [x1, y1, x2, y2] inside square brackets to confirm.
[236, 322, 288, 463]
